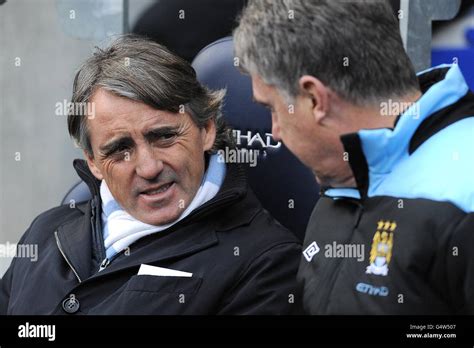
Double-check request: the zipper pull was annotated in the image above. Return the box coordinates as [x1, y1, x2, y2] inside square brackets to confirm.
[98, 258, 110, 272]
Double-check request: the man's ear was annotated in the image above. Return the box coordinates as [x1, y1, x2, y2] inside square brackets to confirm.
[298, 75, 330, 125]
[84, 150, 104, 180]
[201, 118, 217, 152]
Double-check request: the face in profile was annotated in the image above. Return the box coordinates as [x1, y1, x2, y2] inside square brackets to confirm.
[250, 74, 344, 186]
[85, 88, 216, 226]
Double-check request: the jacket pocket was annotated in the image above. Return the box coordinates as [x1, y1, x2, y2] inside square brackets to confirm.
[87, 275, 204, 315]
[125, 275, 202, 294]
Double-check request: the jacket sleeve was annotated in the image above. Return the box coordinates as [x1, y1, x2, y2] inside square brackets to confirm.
[0, 259, 15, 314]
[217, 242, 304, 315]
[0, 221, 34, 314]
[447, 213, 474, 314]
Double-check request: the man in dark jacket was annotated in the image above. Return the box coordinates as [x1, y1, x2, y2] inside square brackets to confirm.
[0, 36, 301, 315]
[234, 0, 474, 314]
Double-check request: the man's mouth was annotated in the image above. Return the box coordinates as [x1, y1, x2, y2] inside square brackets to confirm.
[140, 182, 174, 196]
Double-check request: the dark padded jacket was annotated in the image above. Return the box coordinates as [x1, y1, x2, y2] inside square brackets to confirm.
[0, 160, 302, 315]
[298, 64, 474, 314]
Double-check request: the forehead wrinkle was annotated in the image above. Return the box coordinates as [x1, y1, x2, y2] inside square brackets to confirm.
[96, 110, 172, 140]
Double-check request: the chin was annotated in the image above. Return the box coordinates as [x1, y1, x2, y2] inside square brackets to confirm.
[313, 172, 335, 187]
[312, 171, 325, 185]
[314, 174, 321, 184]
[142, 209, 183, 226]
[125, 202, 182, 226]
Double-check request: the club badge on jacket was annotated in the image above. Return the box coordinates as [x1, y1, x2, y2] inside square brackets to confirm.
[366, 220, 396, 276]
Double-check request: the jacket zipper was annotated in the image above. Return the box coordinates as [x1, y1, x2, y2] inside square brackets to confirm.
[98, 258, 110, 272]
[318, 195, 365, 313]
[91, 198, 106, 256]
[54, 230, 82, 283]
[98, 251, 123, 272]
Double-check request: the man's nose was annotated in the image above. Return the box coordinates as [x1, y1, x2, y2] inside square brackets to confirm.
[135, 145, 164, 180]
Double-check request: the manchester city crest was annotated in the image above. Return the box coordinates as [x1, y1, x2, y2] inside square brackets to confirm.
[366, 220, 396, 276]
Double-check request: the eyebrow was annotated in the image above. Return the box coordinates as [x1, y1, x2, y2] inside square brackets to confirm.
[99, 136, 134, 156]
[98, 125, 182, 156]
[143, 125, 181, 142]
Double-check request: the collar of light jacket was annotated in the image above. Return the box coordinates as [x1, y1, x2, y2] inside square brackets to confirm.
[55, 158, 259, 281]
[324, 64, 472, 200]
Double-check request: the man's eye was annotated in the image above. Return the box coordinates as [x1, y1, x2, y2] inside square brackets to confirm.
[115, 145, 130, 153]
[161, 133, 176, 140]
[155, 132, 178, 143]
[105, 145, 130, 157]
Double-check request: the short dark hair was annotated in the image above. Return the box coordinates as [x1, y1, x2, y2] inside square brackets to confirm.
[234, 0, 420, 105]
[68, 35, 232, 156]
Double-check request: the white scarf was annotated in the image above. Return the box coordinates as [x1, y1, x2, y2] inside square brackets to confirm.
[100, 154, 226, 260]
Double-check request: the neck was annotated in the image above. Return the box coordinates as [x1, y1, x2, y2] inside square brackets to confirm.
[360, 91, 423, 129]
[330, 90, 422, 188]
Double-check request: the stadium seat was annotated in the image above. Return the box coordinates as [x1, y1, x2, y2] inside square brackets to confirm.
[192, 37, 319, 240]
[62, 180, 90, 206]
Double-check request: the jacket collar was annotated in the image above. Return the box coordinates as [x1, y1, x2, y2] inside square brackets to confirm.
[72, 159, 99, 216]
[328, 64, 470, 200]
[58, 158, 258, 281]
[73, 159, 101, 199]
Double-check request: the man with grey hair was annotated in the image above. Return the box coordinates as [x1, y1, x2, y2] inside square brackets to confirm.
[0, 35, 302, 315]
[234, 0, 474, 314]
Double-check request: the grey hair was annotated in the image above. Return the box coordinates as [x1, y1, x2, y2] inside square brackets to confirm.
[234, 0, 420, 105]
[68, 35, 233, 156]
